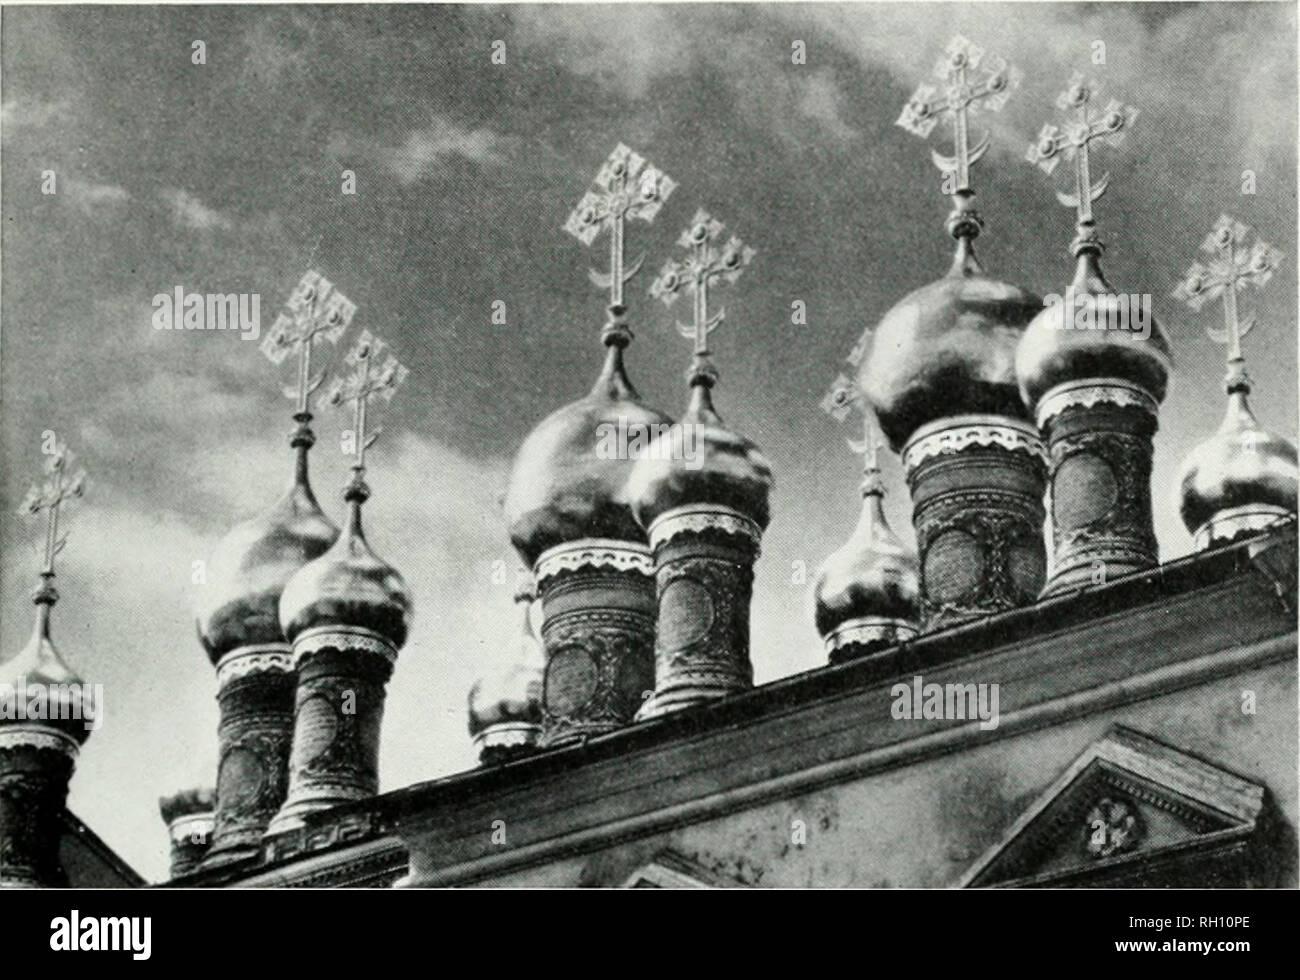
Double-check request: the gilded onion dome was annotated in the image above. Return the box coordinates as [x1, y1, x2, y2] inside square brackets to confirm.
[196, 418, 339, 664]
[628, 380, 772, 532]
[812, 459, 920, 653]
[1177, 374, 1298, 547]
[1, 576, 95, 745]
[1170, 216, 1293, 549]
[278, 479, 413, 648]
[1016, 233, 1173, 412]
[468, 580, 544, 762]
[859, 201, 1043, 452]
[504, 315, 673, 566]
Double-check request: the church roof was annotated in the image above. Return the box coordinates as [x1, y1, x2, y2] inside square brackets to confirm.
[165, 521, 1295, 888]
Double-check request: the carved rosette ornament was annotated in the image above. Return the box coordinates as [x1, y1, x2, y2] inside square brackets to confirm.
[203, 646, 295, 866]
[1036, 380, 1160, 593]
[903, 416, 1047, 629]
[535, 540, 656, 746]
[1084, 795, 1143, 858]
[0, 732, 77, 888]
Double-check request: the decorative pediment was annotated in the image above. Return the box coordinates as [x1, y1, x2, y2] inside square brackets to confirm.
[621, 851, 746, 888]
[961, 726, 1267, 888]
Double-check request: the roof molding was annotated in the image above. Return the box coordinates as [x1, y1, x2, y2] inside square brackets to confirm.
[960, 726, 1267, 888]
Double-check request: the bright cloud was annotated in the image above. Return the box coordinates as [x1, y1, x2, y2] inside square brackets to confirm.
[332, 117, 517, 186]
[160, 188, 234, 231]
[1, 97, 71, 130]
[63, 176, 130, 216]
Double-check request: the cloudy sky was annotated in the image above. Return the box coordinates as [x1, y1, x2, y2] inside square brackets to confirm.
[1, 2, 1295, 881]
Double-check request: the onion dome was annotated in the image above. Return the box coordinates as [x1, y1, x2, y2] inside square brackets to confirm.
[859, 195, 1042, 452]
[468, 580, 543, 763]
[1, 575, 95, 745]
[158, 786, 215, 844]
[1177, 370, 1298, 547]
[1016, 227, 1173, 414]
[504, 311, 673, 566]
[812, 456, 920, 656]
[278, 478, 412, 648]
[628, 379, 772, 533]
[159, 786, 215, 878]
[196, 417, 339, 664]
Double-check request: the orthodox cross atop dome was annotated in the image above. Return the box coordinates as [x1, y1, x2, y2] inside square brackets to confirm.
[648, 208, 755, 385]
[821, 370, 887, 492]
[564, 144, 677, 319]
[18, 442, 87, 601]
[261, 270, 357, 416]
[897, 35, 1020, 239]
[1026, 72, 1139, 251]
[1172, 215, 1283, 389]
[326, 329, 409, 498]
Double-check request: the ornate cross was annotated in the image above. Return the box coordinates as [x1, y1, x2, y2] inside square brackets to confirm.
[1172, 215, 1283, 366]
[820, 372, 883, 464]
[326, 329, 409, 481]
[1026, 72, 1138, 227]
[564, 144, 677, 308]
[648, 208, 755, 380]
[897, 36, 1020, 196]
[18, 443, 86, 580]
[261, 270, 357, 413]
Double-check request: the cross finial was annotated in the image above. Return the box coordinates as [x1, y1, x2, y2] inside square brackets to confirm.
[1172, 215, 1283, 389]
[648, 208, 755, 386]
[897, 36, 1021, 239]
[260, 270, 357, 416]
[17, 443, 87, 600]
[1026, 72, 1138, 251]
[820, 371, 887, 490]
[564, 144, 677, 318]
[325, 329, 409, 499]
